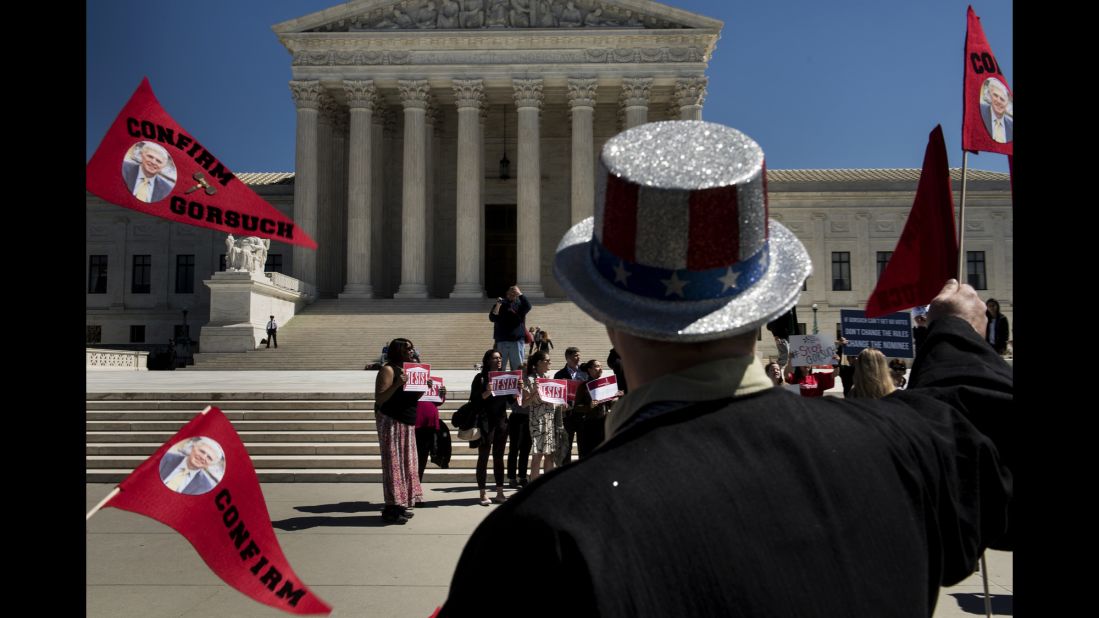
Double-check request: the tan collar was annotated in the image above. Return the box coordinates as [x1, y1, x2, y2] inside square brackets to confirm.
[605, 355, 774, 438]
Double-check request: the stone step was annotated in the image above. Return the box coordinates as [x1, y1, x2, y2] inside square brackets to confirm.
[84, 396, 470, 408]
[86, 442, 480, 456]
[86, 468, 482, 483]
[87, 431, 379, 443]
[87, 420, 379, 432]
[86, 454, 484, 469]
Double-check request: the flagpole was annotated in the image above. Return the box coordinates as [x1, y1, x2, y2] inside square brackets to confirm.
[86, 487, 121, 521]
[957, 151, 969, 277]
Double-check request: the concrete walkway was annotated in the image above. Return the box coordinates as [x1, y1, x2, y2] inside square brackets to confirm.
[86, 370, 1009, 616]
[86, 482, 1010, 617]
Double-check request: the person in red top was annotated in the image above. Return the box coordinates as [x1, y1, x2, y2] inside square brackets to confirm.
[785, 364, 835, 397]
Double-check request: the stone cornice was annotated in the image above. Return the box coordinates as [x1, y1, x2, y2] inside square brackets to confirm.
[283, 29, 717, 53]
[342, 79, 379, 109]
[289, 44, 712, 67]
[512, 78, 544, 109]
[398, 79, 432, 108]
[289, 80, 323, 109]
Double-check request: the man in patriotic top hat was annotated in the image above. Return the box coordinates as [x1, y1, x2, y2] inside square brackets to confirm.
[438, 121, 1013, 617]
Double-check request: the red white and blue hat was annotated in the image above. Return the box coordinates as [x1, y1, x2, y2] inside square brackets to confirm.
[554, 121, 812, 341]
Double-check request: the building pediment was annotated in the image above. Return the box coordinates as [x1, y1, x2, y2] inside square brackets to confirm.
[273, 0, 723, 34]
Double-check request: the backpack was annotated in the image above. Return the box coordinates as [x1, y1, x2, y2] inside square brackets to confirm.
[429, 422, 452, 469]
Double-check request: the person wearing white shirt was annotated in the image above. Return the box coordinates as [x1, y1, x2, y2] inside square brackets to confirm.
[158, 438, 224, 496]
[266, 315, 278, 349]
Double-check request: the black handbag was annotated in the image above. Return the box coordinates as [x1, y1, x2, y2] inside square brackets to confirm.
[451, 401, 477, 431]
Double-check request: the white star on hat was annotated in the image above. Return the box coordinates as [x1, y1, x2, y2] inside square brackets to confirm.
[717, 267, 740, 292]
[661, 271, 688, 297]
[613, 261, 632, 286]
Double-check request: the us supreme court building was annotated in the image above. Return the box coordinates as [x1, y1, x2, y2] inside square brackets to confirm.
[85, 0, 1013, 349]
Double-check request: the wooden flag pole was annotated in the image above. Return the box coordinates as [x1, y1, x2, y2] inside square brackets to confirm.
[957, 151, 970, 278]
[86, 487, 121, 521]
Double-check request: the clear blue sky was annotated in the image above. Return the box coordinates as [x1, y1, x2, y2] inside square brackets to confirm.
[86, 0, 1011, 173]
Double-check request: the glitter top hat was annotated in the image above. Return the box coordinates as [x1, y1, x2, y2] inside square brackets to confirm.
[553, 121, 812, 342]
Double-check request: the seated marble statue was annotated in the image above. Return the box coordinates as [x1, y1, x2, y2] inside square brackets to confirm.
[559, 1, 582, 27]
[224, 235, 270, 273]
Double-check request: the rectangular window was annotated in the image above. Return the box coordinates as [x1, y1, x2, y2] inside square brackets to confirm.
[129, 325, 145, 343]
[802, 277, 808, 291]
[175, 254, 195, 294]
[267, 254, 283, 274]
[219, 254, 227, 272]
[876, 251, 893, 279]
[88, 255, 108, 294]
[131, 255, 151, 294]
[86, 325, 102, 344]
[796, 322, 807, 336]
[967, 251, 987, 290]
[831, 252, 851, 291]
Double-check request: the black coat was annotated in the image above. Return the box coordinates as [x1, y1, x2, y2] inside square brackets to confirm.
[488, 295, 532, 342]
[439, 317, 1013, 617]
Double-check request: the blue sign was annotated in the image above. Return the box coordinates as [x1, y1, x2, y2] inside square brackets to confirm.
[839, 310, 914, 359]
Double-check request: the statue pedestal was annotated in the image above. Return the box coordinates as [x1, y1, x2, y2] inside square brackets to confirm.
[198, 271, 316, 353]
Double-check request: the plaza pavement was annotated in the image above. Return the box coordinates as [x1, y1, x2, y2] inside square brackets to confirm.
[85, 370, 1010, 617]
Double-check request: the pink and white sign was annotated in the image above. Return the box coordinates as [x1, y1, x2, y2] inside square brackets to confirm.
[566, 380, 584, 404]
[488, 371, 522, 396]
[421, 376, 445, 403]
[536, 378, 568, 405]
[586, 375, 619, 404]
[403, 363, 431, 392]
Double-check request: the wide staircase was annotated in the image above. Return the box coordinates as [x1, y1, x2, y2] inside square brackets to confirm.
[86, 392, 488, 483]
[191, 298, 613, 370]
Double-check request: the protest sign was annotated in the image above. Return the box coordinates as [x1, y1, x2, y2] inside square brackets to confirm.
[586, 375, 619, 404]
[789, 335, 836, 367]
[536, 379, 568, 405]
[488, 371, 522, 396]
[839, 310, 914, 358]
[421, 376, 445, 403]
[566, 380, 584, 404]
[403, 363, 431, 392]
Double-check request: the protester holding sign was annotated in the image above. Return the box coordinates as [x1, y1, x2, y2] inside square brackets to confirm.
[522, 351, 562, 482]
[374, 338, 424, 524]
[572, 359, 621, 458]
[415, 377, 447, 485]
[469, 349, 512, 506]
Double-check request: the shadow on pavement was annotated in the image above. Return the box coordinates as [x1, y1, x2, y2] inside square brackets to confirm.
[272, 515, 390, 530]
[948, 593, 1013, 615]
[294, 501, 375, 514]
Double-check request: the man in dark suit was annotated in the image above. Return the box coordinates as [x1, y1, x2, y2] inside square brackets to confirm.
[438, 121, 1013, 617]
[980, 78, 1013, 143]
[159, 438, 224, 496]
[122, 142, 176, 202]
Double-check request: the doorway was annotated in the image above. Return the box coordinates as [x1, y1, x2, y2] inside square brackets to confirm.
[484, 204, 516, 299]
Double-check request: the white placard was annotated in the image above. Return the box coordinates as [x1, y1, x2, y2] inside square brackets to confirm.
[403, 363, 431, 391]
[789, 335, 836, 367]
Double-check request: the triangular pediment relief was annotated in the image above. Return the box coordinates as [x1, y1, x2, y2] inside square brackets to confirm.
[273, 0, 722, 34]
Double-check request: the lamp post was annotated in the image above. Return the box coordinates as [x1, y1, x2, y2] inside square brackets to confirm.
[811, 303, 819, 335]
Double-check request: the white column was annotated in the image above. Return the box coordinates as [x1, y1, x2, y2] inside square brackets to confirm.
[395, 80, 430, 298]
[478, 104, 487, 293]
[315, 94, 337, 297]
[340, 80, 377, 298]
[451, 79, 486, 298]
[854, 211, 872, 296]
[332, 109, 349, 294]
[568, 78, 597, 225]
[514, 78, 545, 298]
[812, 212, 827, 296]
[289, 81, 321, 285]
[425, 100, 439, 296]
[620, 77, 653, 129]
[674, 76, 708, 120]
[371, 108, 389, 296]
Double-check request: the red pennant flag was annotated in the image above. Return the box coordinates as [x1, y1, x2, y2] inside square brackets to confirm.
[962, 6, 1012, 156]
[865, 126, 958, 318]
[103, 406, 332, 615]
[86, 78, 317, 249]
